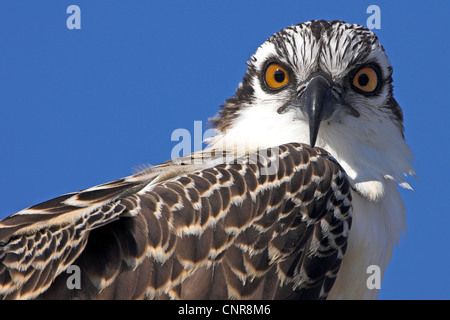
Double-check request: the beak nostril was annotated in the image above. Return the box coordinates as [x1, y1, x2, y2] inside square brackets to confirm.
[296, 86, 306, 96]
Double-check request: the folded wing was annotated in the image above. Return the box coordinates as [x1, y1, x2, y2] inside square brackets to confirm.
[0, 143, 352, 299]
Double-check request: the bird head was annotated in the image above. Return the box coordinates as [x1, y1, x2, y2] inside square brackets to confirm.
[208, 20, 414, 201]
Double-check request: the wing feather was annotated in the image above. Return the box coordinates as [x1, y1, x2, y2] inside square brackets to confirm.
[0, 143, 352, 299]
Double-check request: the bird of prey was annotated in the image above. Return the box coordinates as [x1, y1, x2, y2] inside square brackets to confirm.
[0, 20, 414, 300]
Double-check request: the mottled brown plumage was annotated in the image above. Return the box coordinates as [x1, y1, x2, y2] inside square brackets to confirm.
[0, 144, 351, 299]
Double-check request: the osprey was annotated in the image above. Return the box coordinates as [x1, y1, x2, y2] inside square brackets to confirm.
[0, 20, 414, 300]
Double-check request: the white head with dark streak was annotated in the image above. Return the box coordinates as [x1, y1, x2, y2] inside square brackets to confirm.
[209, 20, 414, 202]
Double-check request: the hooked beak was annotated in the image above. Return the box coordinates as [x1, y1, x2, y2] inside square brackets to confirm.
[298, 74, 337, 148]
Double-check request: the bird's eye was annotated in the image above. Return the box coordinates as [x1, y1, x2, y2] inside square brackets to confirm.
[264, 63, 290, 89]
[352, 67, 379, 93]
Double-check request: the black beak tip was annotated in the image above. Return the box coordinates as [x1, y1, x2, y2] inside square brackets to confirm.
[309, 132, 317, 149]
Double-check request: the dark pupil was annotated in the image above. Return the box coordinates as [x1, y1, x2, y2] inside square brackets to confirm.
[358, 73, 369, 87]
[274, 69, 285, 83]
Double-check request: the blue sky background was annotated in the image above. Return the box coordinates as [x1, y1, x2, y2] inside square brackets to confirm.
[0, 1, 449, 300]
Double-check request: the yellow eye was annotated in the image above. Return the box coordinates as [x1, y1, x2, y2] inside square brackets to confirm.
[265, 63, 290, 89]
[352, 67, 379, 93]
